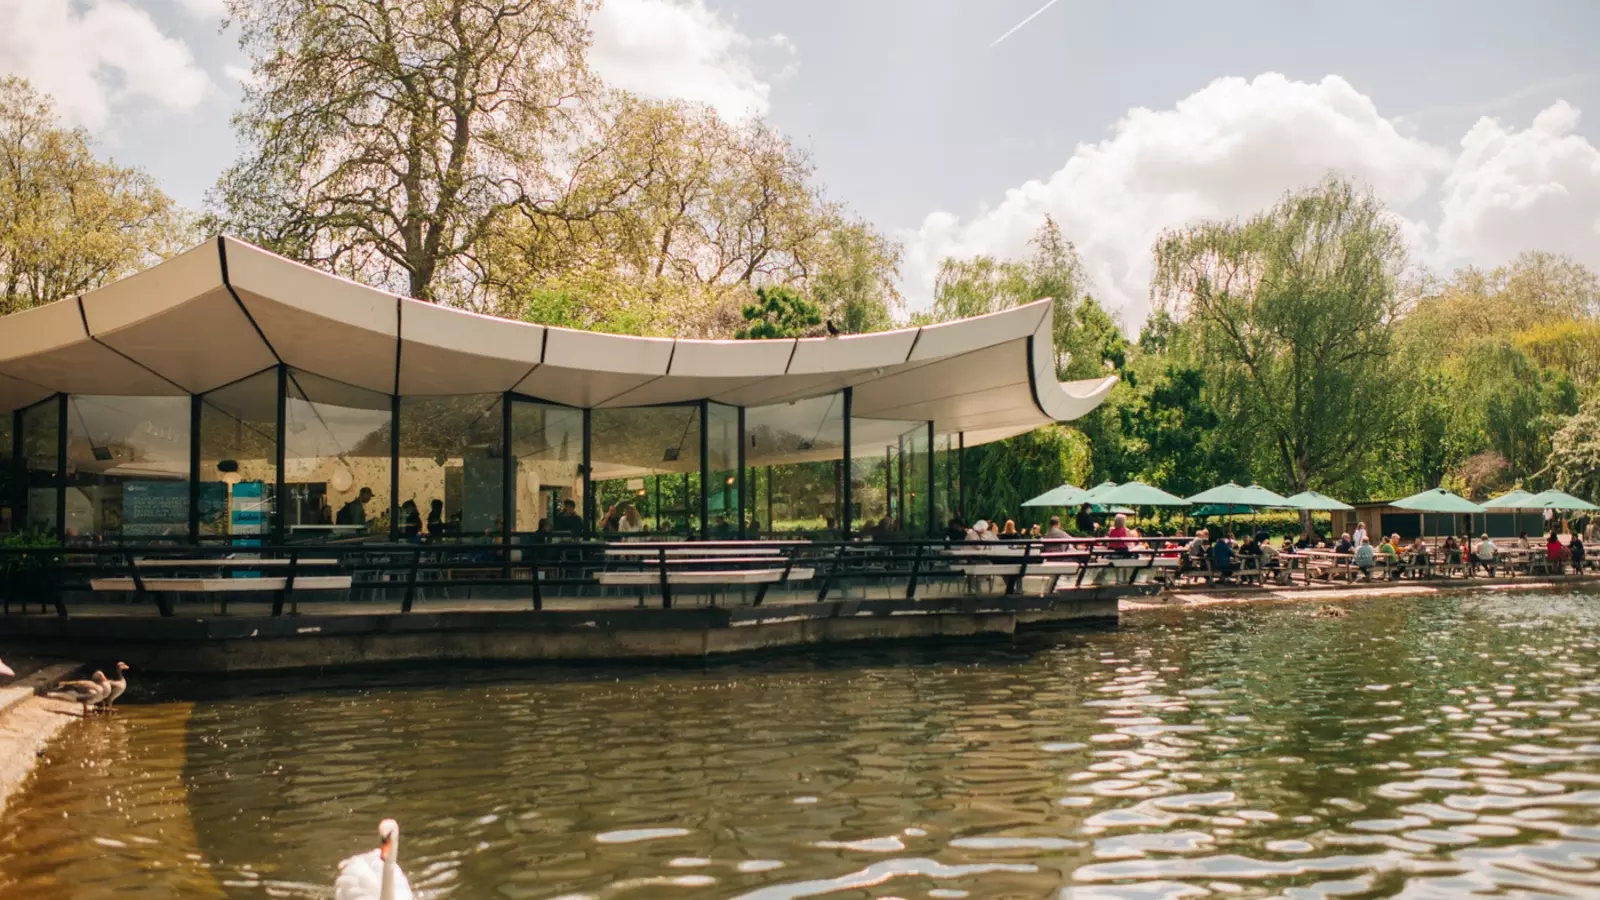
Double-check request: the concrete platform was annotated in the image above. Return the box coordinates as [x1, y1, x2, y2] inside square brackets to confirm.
[0, 590, 1132, 673]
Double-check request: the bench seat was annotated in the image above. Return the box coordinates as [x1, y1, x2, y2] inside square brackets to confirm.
[596, 568, 815, 587]
[90, 575, 353, 592]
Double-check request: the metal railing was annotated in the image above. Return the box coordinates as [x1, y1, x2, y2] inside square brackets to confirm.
[0, 537, 1183, 619]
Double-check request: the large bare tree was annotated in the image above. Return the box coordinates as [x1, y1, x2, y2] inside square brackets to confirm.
[211, 0, 594, 302]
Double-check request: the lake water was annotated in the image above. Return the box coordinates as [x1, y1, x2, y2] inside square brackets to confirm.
[5, 589, 1600, 898]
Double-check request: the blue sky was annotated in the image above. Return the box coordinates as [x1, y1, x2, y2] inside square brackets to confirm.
[3, 0, 1598, 323]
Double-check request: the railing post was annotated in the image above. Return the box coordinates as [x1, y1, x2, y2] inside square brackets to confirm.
[657, 546, 672, 610]
[754, 545, 796, 607]
[1010, 541, 1031, 595]
[529, 543, 543, 611]
[285, 547, 301, 616]
[904, 542, 924, 600]
[816, 544, 846, 603]
[402, 545, 421, 613]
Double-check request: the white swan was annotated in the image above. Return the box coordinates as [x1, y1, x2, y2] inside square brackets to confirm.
[99, 661, 130, 713]
[47, 671, 110, 717]
[335, 818, 413, 900]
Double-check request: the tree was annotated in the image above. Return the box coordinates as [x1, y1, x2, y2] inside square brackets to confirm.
[0, 77, 186, 313]
[735, 285, 822, 339]
[810, 219, 902, 334]
[1542, 396, 1600, 500]
[211, 0, 593, 303]
[966, 425, 1092, 521]
[1152, 176, 1409, 497]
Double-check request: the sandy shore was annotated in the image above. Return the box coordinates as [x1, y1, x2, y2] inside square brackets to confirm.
[0, 661, 87, 817]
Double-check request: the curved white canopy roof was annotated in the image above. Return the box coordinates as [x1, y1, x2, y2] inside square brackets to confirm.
[0, 237, 1116, 440]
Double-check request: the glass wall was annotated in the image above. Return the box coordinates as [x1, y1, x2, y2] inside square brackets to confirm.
[706, 402, 740, 538]
[199, 370, 278, 543]
[591, 404, 701, 538]
[398, 395, 504, 541]
[0, 411, 12, 534]
[20, 399, 58, 535]
[746, 393, 845, 538]
[933, 433, 958, 535]
[62, 395, 191, 541]
[511, 399, 584, 536]
[851, 416, 932, 539]
[283, 371, 391, 542]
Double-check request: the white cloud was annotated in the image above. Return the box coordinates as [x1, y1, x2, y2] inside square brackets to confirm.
[904, 74, 1452, 324]
[0, 0, 211, 129]
[1436, 101, 1600, 274]
[589, 0, 791, 120]
[173, 0, 227, 19]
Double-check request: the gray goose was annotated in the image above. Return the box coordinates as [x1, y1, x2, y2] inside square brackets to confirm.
[47, 671, 110, 717]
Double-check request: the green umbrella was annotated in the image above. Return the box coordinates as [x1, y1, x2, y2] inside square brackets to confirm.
[1095, 481, 1190, 507]
[1079, 481, 1118, 504]
[1523, 489, 1600, 512]
[1022, 484, 1089, 507]
[1389, 488, 1485, 514]
[1482, 489, 1537, 510]
[1281, 490, 1354, 511]
[1186, 482, 1295, 508]
[1191, 503, 1255, 517]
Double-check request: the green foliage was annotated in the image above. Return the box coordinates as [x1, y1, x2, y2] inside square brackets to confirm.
[1544, 396, 1600, 500]
[1152, 176, 1409, 496]
[0, 77, 189, 313]
[735, 286, 823, 339]
[964, 425, 1092, 524]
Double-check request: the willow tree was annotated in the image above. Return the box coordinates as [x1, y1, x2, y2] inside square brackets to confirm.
[0, 77, 186, 313]
[1151, 176, 1409, 498]
[212, 0, 593, 303]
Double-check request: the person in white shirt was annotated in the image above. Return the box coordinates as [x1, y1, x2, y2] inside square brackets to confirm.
[1352, 521, 1369, 548]
[1475, 533, 1498, 576]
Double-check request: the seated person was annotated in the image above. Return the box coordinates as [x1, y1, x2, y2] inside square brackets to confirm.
[1353, 538, 1376, 580]
[1571, 535, 1586, 571]
[1441, 535, 1461, 564]
[1474, 533, 1498, 575]
[1548, 532, 1568, 571]
[1377, 536, 1400, 577]
[1210, 538, 1238, 580]
[1409, 536, 1431, 566]
[1334, 532, 1354, 554]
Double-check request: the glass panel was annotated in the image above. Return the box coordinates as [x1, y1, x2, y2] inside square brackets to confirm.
[65, 395, 191, 542]
[398, 395, 504, 541]
[706, 402, 740, 539]
[0, 411, 12, 535]
[851, 416, 931, 539]
[934, 433, 957, 537]
[21, 400, 58, 535]
[746, 393, 844, 539]
[591, 405, 701, 538]
[284, 371, 391, 542]
[199, 370, 278, 544]
[511, 399, 584, 537]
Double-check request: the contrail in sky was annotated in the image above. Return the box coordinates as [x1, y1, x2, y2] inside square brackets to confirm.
[989, 0, 1061, 48]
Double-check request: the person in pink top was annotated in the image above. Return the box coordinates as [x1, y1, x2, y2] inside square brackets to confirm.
[1107, 512, 1132, 555]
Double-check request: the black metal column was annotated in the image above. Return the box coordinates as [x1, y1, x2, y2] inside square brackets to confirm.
[189, 394, 202, 543]
[841, 387, 853, 539]
[736, 405, 747, 537]
[389, 394, 401, 541]
[927, 421, 936, 537]
[581, 407, 593, 535]
[54, 394, 66, 543]
[698, 400, 710, 540]
[502, 394, 514, 543]
[958, 432, 966, 520]
[274, 366, 287, 544]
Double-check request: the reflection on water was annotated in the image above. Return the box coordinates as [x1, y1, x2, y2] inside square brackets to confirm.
[5, 591, 1600, 898]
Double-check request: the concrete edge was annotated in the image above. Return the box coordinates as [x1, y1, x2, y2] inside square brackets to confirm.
[0, 662, 90, 820]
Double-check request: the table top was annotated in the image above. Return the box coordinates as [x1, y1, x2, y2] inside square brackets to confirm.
[135, 558, 339, 567]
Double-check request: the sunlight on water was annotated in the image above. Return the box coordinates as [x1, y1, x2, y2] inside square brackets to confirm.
[4, 589, 1600, 898]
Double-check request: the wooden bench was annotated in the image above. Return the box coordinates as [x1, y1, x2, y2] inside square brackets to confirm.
[92, 557, 352, 616]
[596, 552, 815, 608]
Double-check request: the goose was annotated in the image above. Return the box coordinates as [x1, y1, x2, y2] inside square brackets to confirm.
[335, 818, 413, 900]
[47, 671, 110, 717]
[99, 662, 130, 713]
[0, 659, 13, 677]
